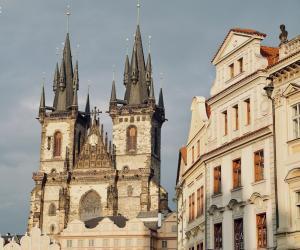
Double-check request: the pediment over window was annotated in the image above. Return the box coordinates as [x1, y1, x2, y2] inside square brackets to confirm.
[212, 28, 266, 64]
[285, 168, 300, 183]
[282, 83, 300, 98]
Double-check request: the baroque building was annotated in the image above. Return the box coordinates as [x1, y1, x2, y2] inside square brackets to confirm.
[26, 9, 177, 249]
[177, 26, 300, 250]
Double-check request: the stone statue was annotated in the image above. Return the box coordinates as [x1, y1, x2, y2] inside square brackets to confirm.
[279, 24, 288, 45]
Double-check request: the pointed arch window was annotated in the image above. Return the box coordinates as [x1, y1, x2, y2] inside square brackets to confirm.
[48, 203, 56, 216]
[79, 190, 102, 222]
[53, 131, 62, 157]
[127, 125, 137, 152]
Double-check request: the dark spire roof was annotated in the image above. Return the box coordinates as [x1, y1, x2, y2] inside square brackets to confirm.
[53, 33, 74, 112]
[39, 85, 45, 112]
[122, 25, 149, 105]
[110, 80, 117, 104]
[158, 88, 164, 109]
[145, 53, 152, 83]
[85, 91, 90, 114]
[53, 63, 59, 92]
[73, 60, 79, 91]
[149, 80, 155, 101]
[124, 55, 130, 86]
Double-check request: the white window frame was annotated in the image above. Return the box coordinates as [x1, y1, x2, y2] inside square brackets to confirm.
[293, 103, 300, 139]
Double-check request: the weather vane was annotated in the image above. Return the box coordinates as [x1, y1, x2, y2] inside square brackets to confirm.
[65, 2, 71, 33]
[112, 65, 116, 81]
[148, 35, 152, 53]
[126, 38, 129, 55]
[137, 0, 141, 25]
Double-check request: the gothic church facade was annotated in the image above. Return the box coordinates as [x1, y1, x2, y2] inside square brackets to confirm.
[27, 22, 169, 237]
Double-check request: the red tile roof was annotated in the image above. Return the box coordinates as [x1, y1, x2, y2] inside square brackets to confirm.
[180, 147, 187, 165]
[212, 28, 266, 63]
[231, 28, 266, 38]
[260, 46, 279, 66]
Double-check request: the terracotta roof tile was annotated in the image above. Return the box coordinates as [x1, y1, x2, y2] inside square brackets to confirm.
[180, 147, 187, 165]
[260, 46, 279, 66]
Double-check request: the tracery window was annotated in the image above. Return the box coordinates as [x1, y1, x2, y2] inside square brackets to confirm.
[53, 131, 62, 157]
[127, 125, 137, 152]
[79, 190, 102, 222]
[234, 218, 244, 250]
[48, 203, 56, 216]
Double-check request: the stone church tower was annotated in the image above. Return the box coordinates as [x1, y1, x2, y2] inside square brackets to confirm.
[27, 21, 169, 236]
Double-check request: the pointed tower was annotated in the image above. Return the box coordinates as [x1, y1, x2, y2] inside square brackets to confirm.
[109, 21, 166, 217]
[28, 31, 90, 234]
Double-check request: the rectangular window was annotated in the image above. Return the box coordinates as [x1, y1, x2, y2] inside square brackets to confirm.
[214, 166, 222, 194]
[192, 193, 195, 220]
[192, 146, 195, 163]
[296, 192, 300, 218]
[229, 63, 234, 79]
[197, 188, 201, 217]
[233, 104, 239, 130]
[89, 239, 94, 247]
[78, 240, 84, 247]
[200, 186, 204, 215]
[238, 58, 243, 73]
[214, 223, 222, 249]
[233, 158, 242, 189]
[245, 99, 251, 125]
[67, 240, 72, 248]
[197, 140, 200, 158]
[257, 213, 267, 248]
[254, 150, 264, 182]
[234, 218, 244, 250]
[223, 110, 228, 136]
[162, 240, 168, 248]
[189, 196, 191, 221]
[293, 103, 300, 138]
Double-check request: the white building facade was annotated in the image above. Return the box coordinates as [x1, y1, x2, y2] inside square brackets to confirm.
[176, 26, 300, 250]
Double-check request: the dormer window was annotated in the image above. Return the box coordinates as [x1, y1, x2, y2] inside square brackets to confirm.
[229, 63, 234, 79]
[238, 58, 243, 74]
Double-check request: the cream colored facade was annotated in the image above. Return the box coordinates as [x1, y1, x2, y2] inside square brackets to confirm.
[268, 34, 300, 249]
[176, 27, 300, 249]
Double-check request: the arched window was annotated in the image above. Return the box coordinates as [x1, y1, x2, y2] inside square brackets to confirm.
[127, 126, 137, 152]
[53, 131, 62, 157]
[79, 190, 102, 222]
[48, 203, 56, 216]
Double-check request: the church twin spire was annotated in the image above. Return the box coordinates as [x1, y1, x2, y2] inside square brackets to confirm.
[110, 24, 164, 110]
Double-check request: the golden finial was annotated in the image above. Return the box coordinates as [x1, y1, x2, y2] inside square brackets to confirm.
[137, 0, 141, 25]
[65, 2, 71, 33]
[112, 65, 116, 81]
[126, 38, 129, 55]
[148, 35, 152, 53]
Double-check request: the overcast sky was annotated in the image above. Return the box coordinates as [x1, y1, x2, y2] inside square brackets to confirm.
[0, 0, 299, 234]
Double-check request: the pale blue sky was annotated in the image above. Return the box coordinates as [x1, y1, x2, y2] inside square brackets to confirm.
[0, 0, 299, 233]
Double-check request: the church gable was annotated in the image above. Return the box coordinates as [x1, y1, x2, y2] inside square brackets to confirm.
[75, 120, 114, 170]
[212, 28, 266, 64]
